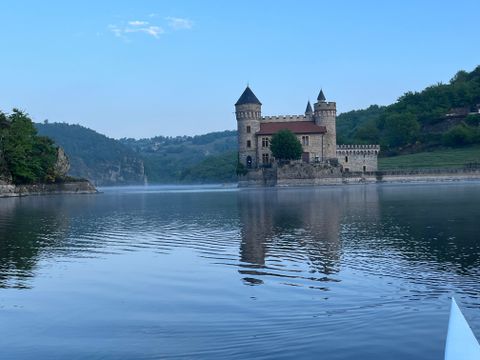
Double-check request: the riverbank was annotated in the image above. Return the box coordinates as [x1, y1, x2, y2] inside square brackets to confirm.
[0, 180, 98, 198]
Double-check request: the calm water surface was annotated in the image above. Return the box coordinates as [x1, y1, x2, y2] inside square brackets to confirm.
[1, 183, 480, 359]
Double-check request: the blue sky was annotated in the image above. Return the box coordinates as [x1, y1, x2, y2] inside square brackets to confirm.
[0, 1, 479, 139]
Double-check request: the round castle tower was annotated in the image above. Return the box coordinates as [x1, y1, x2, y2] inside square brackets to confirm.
[313, 89, 337, 159]
[235, 86, 262, 168]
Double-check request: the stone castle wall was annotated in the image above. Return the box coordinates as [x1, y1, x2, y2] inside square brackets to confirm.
[261, 115, 310, 123]
[238, 163, 480, 187]
[336, 145, 380, 172]
[256, 133, 326, 164]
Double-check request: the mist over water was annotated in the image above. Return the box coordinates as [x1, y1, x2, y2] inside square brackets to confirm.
[0, 183, 479, 359]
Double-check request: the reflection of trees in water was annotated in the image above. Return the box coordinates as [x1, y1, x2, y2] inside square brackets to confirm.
[0, 198, 71, 288]
[237, 187, 381, 286]
[0, 195, 116, 289]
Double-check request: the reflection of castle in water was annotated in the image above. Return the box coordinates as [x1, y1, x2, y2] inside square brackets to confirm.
[237, 187, 380, 285]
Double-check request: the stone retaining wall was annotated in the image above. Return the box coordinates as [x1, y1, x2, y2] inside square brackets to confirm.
[239, 164, 480, 187]
[0, 180, 98, 198]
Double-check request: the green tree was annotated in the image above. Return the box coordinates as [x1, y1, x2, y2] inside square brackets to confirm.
[442, 124, 478, 146]
[270, 130, 303, 161]
[0, 109, 57, 184]
[383, 113, 420, 148]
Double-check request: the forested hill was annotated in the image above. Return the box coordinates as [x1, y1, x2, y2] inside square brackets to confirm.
[119, 130, 237, 183]
[36, 123, 147, 186]
[337, 65, 480, 155]
[35, 123, 238, 184]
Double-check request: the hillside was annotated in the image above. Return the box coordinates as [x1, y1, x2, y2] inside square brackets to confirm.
[36, 123, 146, 186]
[34, 123, 237, 184]
[337, 66, 480, 155]
[120, 130, 237, 183]
[379, 145, 480, 170]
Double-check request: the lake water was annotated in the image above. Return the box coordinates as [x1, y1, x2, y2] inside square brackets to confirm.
[0, 183, 479, 359]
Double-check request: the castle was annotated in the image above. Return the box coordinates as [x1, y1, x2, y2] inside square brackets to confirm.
[235, 86, 380, 173]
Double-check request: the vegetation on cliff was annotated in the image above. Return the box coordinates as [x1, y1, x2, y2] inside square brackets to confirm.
[0, 109, 59, 184]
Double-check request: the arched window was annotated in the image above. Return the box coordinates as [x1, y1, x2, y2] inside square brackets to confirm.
[246, 156, 252, 168]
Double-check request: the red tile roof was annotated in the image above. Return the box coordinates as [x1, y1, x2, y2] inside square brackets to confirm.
[257, 121, 326, 135]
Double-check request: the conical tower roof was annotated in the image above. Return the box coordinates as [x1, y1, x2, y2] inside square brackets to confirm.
[235, 86, 262, 106]
[317, 89, 326, 101]
[305, 101, 313, 114]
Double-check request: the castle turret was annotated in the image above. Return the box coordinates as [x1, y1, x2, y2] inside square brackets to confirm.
[235, 86, 261, 168]
[305, 101, 313, 118]
[314, 89, 337, 159]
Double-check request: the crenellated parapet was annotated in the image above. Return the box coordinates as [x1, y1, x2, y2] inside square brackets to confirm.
[262, 115, 309, 123]
[336, 144, 380, 155]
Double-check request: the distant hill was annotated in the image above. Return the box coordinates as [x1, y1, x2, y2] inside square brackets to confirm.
[337, 65, 480, 155]
[36, 123, 146, 186]
[35, 123, 237, 184]
[119, 130, 237, 183]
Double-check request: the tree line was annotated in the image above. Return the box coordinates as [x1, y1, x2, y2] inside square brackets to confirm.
[0, 109, 58, 184]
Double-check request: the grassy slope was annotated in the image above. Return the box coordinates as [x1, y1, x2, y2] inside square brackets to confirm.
[378, 145, 480, 170]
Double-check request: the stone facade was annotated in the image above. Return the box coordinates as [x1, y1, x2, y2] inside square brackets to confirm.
[235, 86, 379, 172]
[336, 145, 380, 173]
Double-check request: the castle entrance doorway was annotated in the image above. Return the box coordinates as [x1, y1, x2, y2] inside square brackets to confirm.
[302, 152, 310, 163]
[246, 156, 252, 168]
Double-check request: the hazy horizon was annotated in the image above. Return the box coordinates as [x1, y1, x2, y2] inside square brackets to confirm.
[1, 1, 479, 138]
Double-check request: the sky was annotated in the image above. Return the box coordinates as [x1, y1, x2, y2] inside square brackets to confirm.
[0, 0, 479, 139]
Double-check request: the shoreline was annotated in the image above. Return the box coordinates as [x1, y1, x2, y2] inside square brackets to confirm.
[0, 180, 98, 198]
[239, 167, 480, 187]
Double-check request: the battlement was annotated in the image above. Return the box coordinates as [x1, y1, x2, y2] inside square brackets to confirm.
[261, 115, 309, 123]
[336, 144, 380, 154]
[315, 101, 336, 109]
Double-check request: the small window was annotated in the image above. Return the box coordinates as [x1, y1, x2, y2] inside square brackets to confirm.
[345, 156, 348, 163]
[246, 125, 251, 133]
[247, 140, 251, 148]
[262, 153, 269, 164]
[301, 136, 309, 146]
[262, 137, 269, 148]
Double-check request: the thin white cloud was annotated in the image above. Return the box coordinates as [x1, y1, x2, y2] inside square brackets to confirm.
[128, 20, 149, 26]
[109, 16, 193, 41]
[125, 25, 164, 38]
[166, 17, 193, 30]
[109, 22, 163, 40]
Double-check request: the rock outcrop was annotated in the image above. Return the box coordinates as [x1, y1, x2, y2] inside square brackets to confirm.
[54, 147, 70, 178]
